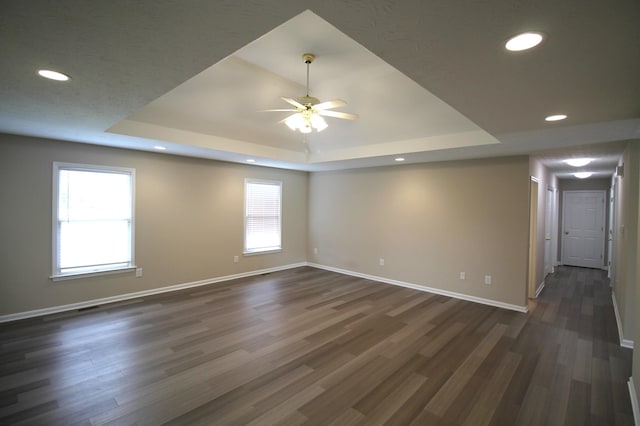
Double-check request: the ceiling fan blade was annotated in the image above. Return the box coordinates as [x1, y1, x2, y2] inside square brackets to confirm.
[313, 99, 346, 110]
[318, 110, 359, 120]
[281, 97, 305, 109]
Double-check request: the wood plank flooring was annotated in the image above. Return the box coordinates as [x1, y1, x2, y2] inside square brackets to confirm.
[0, 266, 634, 425]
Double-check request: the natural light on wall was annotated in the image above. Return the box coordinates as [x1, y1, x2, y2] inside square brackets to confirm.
[53, 163, 135, 278]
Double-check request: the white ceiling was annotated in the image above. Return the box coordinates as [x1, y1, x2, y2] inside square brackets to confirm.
[1, 1, 639, 177]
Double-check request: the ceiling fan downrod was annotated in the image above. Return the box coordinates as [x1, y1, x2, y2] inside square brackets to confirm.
[302, 53, 315, 98]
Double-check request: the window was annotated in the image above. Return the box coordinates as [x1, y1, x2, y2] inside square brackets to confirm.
[52, 163, 135, 279]
[244, 179, 282, 254]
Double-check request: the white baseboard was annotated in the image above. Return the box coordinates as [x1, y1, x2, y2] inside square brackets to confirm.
[535, 281, 545, 298]
[612, 291, 635, 349]
[0, 262, 307, 323]
[307, 263, 528, 313]
[629, 378, 640, 426]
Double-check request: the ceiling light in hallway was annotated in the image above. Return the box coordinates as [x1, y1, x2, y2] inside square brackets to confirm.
[564, 158, 592, 167]
[505, 32, 544, 51]
[37, 69, 70, 81]
[545, 114, 567, 122]
[574, 172, 593, 179]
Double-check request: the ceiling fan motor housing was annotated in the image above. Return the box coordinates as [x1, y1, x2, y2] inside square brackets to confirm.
[298, 95, 319, 107]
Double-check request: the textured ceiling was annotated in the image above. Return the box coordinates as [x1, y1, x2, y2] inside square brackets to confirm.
[1, 0, 639, 175]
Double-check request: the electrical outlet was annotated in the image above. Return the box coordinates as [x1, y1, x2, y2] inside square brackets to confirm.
[233, 256, 239, 263]
[484, 275, 492, 285]
[135, 268, 143, 278]
[459, 272, 466, 280]
[379, 258, 385, 266]
[314, 247, 318, 254]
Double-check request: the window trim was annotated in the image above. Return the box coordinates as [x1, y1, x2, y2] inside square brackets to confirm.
[51, 162, 136, 280]
[243, 178, 282, 255]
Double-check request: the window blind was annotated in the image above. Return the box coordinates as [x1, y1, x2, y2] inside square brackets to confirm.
[244, 179, 282, 253]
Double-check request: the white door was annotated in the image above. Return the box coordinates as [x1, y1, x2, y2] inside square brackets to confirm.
[562, 191, 606, 268]
[544, 187, 554, 276]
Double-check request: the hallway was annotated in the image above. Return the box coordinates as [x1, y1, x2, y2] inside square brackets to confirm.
[521, 266, 633, 424]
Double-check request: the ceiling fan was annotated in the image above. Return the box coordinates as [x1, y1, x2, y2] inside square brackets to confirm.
[264, 53, 358, 133]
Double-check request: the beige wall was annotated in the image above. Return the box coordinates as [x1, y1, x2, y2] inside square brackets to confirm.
[604, 140, 640, 404]
[611, 141, 639, 346]
[308, 156, 531, 308]
[0, 134, 308, 316]
[633, 140, 640, 402]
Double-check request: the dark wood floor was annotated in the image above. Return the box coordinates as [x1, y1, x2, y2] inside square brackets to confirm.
[0, 266, 634, 425]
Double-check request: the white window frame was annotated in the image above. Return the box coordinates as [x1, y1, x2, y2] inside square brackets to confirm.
[244, 179, 282, 255]
[51, 162, 136, 281]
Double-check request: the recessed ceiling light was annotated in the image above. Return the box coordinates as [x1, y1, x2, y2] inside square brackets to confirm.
[246, 159, 256, 163]
[545, 114, 567, 122]
[153, 145, 166, 151]
[37, 69, 70, 81]
[564, 158, 592, 167]
[505, 32, 544, 51]
[395, 157, 405, 162]
[574, 172, 592, 179]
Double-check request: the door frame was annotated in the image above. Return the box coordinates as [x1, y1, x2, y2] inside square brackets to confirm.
[544, 186, 557, 276]
[608, 180, 616, 279]
[528, 177, 539, 299]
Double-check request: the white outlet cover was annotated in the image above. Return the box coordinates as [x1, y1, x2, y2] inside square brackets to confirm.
[484, 275, 492, 285]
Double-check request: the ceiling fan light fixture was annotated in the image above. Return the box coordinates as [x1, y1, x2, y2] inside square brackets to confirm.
[285, 113, 306, 131]
[310, 114, 328, 132]
[267, 53, 357, 135]
[285, 111, 328, 133]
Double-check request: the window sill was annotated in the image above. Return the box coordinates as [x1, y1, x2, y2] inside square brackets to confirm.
[50, 266, 137, 282]
[243, 249, 282, 256]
